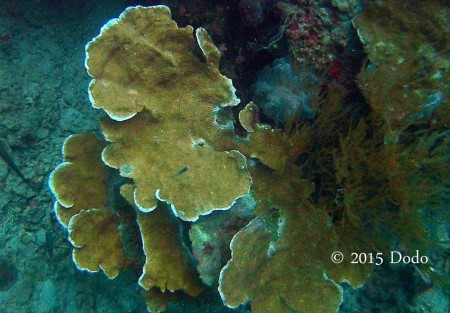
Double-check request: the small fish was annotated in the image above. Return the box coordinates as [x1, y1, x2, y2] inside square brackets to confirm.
[171, 166, 189, 178]
[0, 138, 33, 188]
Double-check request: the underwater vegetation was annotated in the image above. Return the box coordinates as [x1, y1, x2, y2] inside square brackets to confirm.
[49, 1, 449, 312]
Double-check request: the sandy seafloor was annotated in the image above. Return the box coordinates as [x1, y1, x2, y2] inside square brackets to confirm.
[0, 0, 448, 312]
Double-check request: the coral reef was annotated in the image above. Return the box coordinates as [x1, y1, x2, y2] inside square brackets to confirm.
[354, 0, 449, 131]
[49, 133, 110, 226]
[86, 5, 251, 221]
[47, 1, 449, 313]
[217, 1, 449, 311]
[136, 205, 203, 296]
[219, 212, 345, 313]
[100, 113, 250, 221]
[49, 133, 129, 278]
[69, 207, 130, 279]
[237, 101, 257, 133]
[85, 6, 238, 122]
[118, 184, 203, 296]
[252, 57, 314, 124]
[276, 0, 362, 74]
[0, 0, 153, 312]
[49, 4, 252, 310]
[190, 195, 254, 286]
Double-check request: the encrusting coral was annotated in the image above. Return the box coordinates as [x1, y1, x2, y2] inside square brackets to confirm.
[135, 205, 203, 295]
[49, 2, 449, 312]
[50, 4, 252, 311]
[100, 112, 251, 221]
[85, 5, 238, 124]
[120, 184, 203, 296]
[49, 133, 110, 227]
[87, 5, 251, 221]
[68, 208, 130, 279]
[218, 196, 347, 313]
[218, 169, 370, 312]
[49, 133, 129, 278]
[354, 0, 449, 132]
[218, 0, 449, 311]
[237, 101, 257, 133]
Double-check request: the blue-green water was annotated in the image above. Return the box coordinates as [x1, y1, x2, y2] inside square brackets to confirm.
[0, 0, 448, 312]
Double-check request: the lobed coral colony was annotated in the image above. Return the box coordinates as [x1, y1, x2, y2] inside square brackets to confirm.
[49, 2, 449, 312]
